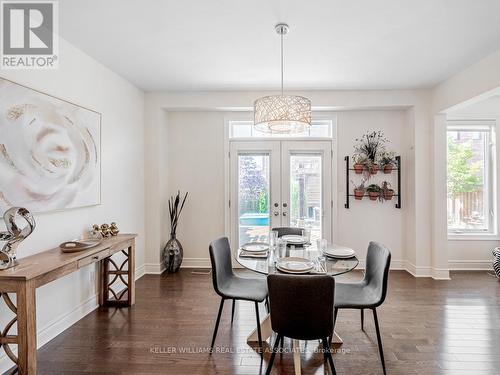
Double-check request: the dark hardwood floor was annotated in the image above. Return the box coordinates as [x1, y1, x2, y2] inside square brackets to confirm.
[36, 269, 500, 374]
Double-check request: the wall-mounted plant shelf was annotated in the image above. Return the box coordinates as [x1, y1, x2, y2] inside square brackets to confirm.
[344, 155, 401, 209]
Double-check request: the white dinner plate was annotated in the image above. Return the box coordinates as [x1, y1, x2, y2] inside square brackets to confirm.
[324, 245, 355, 259]
[241, 242, 269, 252]
[281, 235, 307, 245]
[276, 257, 315, 274]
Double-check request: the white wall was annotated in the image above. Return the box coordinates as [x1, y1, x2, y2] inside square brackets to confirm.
[0, 38, 145, 372]
[160, 109, 408, 269]
[165, 111, 226, 266]
[336, 110, 406, 266]
[445, 96, 500, 269]
[432, 49, 500, 273]
[144, 89, 433, 276]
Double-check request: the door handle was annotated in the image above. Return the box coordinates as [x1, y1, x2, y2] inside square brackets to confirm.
[282, 212, 287, 217]
[274, 211, 280, 216]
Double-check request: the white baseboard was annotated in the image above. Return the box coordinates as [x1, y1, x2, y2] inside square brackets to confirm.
[144, 262, 165, 274]
[390, 259, 405, 270]
[183, 257, 455, 280]
[431, 268, 451, 280]
[183, 258, 407, 271]
[403, 260, 451, 279]
[135, 263, 146, 279]
[356, 259, 404, 270]
[0, 263, 147, 373]
[403, 260, 432, 277]
[449, 260, 493, 271]
[181, 257, 211, 268]
[37, 294, 98, 348]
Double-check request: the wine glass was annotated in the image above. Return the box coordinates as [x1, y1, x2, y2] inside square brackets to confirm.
[302, 228, 311, 244]
[316, 239, 328, 268]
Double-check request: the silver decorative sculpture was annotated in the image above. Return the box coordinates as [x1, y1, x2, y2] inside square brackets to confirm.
[0, 207, 36, 270]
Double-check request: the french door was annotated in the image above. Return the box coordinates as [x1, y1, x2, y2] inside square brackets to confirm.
[229, 140, 332, 248]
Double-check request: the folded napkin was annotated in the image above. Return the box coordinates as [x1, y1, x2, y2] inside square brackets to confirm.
[240, 250, 268, 258]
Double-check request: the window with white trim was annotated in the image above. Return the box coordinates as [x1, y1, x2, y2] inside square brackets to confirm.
[229, 119, 334, 138]
[447, 120, 496, 235]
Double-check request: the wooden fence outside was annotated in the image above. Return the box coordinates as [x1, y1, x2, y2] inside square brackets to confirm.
[448, 189, 484, 226]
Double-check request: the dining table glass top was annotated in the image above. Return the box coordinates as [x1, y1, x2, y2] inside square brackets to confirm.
[236, 242, 359, 276]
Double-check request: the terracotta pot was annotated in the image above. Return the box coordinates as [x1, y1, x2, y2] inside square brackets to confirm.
[370, 164, 379, 174]
[354, 164, 364, 174]
[383, 189, 394, 200]
[354, 189, 365, 200]
[368, 191, 379, 201]
[383, 164, 394, 174]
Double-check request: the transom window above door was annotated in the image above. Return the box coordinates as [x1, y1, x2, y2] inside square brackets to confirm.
[229, 119, 335, 139]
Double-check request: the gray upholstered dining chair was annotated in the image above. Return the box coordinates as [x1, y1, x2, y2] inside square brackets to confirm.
[333, 241, 391, 375]
[209, 237, 268, 353]
[266, 274, 336, 375]
[271, 226, 303, 237]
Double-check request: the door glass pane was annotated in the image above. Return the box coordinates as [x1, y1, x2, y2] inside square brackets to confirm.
[290, 155, 322, 242]
[238, 154, 270, 246]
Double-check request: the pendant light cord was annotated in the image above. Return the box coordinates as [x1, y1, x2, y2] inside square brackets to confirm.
[280, 31, 284, 96]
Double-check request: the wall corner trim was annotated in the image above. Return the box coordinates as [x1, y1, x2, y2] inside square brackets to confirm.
[431, 268, 451, 280]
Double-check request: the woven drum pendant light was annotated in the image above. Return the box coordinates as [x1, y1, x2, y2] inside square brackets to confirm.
[254, 24, 312, 134]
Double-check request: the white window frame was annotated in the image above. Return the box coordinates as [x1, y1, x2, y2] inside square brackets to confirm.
[228, 115, 335, 140]
[447, 119, 497, 240]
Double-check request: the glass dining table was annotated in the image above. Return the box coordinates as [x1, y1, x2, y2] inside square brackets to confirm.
[236, 243, 359, 276]
[235, 242, 359, 375]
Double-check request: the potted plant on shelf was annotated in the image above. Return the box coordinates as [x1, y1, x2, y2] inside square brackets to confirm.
[352, 154, 369, 174]
[366, 184, 381, 201]
[353, 131, 388, 176]
[381, 181, 395, 201]
[380, 151, 397, 174]
[352, 180, 366, 200]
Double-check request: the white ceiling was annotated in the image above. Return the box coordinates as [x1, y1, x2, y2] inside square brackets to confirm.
[60, 0, 500, 91]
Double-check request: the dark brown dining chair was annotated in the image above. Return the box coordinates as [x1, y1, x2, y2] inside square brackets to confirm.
[209, 237, 268, 353]
[266, 274, 336, 375]
[271, 227, 303, 238]
[333, 241, 391, 375]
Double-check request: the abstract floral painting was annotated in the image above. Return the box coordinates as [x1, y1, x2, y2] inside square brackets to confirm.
[0, 78, 101, 213]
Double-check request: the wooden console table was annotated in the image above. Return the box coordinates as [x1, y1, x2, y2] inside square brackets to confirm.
[0, 233, 137, 374]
